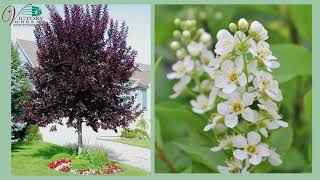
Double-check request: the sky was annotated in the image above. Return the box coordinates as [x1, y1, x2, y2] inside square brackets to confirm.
[11, 4, 151, 65]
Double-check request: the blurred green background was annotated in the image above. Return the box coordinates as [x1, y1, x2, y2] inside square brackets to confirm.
[155, 5, 312, 173]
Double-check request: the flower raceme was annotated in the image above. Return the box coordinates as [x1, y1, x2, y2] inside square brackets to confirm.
[167, 18, 286, 173]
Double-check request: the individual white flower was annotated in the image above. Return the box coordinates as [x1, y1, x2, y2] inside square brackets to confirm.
[238, 18, 248, 32]
[233, 31, 251, 52]
[253, 71, 283, 101]
[204, 114, 223, 131]
[170, 41, 180, 50]
[257, 99, 288, 129]
[233, 131, 270, 165]
[167, 56, 194, 79]
[268, 148, 282, 166]
[200, 49, 215, 68]
[249, 40, 279, 71]
[176, 48, 187, 59]
[190, 60, 204, 77]
[169, 76, 191, 99]
[211, 135, 234, 152]
[249, 21, 268, 42]
[182, 30, 191, 38]
[193, 79, 214, 94]
[217, 158, 243, 173]
[190, 94, 214, 114]
[215, 57, 247, 94]
[217, 90, 257, 128]
[200, 32, 212, 45]
[187, 41, 204, 56]
[214, 29, 235, 56]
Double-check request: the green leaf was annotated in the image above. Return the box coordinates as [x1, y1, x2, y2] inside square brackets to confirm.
[155, 117, 163, 148]
[273, 148, 306, 172]
[271, 44, 311, 82]
[303, 90, 312, 163]
[269, 124, 293, 155]
[288, 5, 312, 45]
[174, 142, 226, 172]
[156, 101, 213, 146]
[303, 90, 312, 128]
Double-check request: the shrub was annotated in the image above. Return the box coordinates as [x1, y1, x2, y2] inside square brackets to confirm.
[136, 117, 148, 131]
[25, 123, 39, 134]
[52, 153, 72, 161]
[71, 159, 91, 170]
[85, 149, 111, 170]
[24, 132, 42, 141]
[121, 129, 149, 139]
[65, 145, 111, 170]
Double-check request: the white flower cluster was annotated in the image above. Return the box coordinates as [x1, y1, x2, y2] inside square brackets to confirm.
[167, 18, 287, 173]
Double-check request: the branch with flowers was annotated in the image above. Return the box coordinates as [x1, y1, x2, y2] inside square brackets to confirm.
[166, 18, 288, 173]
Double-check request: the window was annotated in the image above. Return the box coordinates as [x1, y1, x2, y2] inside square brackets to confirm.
[142, 89, 147, 110]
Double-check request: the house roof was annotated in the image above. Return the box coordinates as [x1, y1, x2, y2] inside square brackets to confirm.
[15, 39, 150, 87]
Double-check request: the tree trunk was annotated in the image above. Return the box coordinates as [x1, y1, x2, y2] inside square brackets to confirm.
[77, 120, 83, 155]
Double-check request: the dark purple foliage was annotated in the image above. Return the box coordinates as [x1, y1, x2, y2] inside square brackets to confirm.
[23, 4, 142, 133]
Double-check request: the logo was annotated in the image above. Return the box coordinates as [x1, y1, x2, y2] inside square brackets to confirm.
[12, 4, 46, 25]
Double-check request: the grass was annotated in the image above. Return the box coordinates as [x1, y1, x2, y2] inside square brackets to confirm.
[112, 138, 151, 149]
[11, 141, 149, 176]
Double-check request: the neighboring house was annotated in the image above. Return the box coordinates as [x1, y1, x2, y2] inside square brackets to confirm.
[15, 39, 151, 145]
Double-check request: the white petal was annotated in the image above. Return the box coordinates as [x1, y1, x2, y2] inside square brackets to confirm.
[215, 76, 229, 88]
[258, 144, 270, 157]
[238, 73, 247, 87]
[268, 150, 282, 166]
[208, 88, 219, 105]
[233, 135, 247, 148]
[233, 149, 248, 160]
[208, 58, 220, 70]
[222, 83, 237, 94]
[242, 92, 255, 106]
[267, 121, 280, 130]
[247, 60, 258, 75]
[242, 107, 255, 122]
[235, 56, 244, 73]
[217, 103, 229, 115]
[192, 108, 205, 114]
[204, 123, 214, 131]
[249, 154, 262, 165]
[225, 114, 238, 128]
[211, 146, 222, 152]
[265, 89, 283, 101]
[259, 128, 268, 137]
[270, 61, 280, 68]
[275, 120, 288, 128]
[217, 166, 231, 173]
[247, 131, 261, 145]
[221, 60, 234, 73]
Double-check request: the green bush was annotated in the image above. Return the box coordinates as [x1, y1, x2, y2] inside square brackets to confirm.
[24, 133, 42, 141]
[52, 153, 72, 161]
[136, 117, 148, 131]
[70, 159, 91, 170]
[25, 124, 39, 134]
[121, 129, 149, 139]
[84, 149, 111, 170]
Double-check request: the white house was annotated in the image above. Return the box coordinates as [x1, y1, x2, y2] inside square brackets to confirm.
[15, 38, 151, 146]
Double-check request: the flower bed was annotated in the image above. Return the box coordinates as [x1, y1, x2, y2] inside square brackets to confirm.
[48, 159, 122, 175]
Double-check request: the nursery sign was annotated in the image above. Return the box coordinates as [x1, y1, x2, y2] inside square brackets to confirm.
[1, 4, 46, 25]
[13, 5, 45, 25]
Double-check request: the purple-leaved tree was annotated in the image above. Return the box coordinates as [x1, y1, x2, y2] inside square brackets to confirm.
[22, 4, 142, 154]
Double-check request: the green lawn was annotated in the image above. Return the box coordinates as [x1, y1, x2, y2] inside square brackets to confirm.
[11, 141, 149, 176]
[112, 138, 150, 149]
